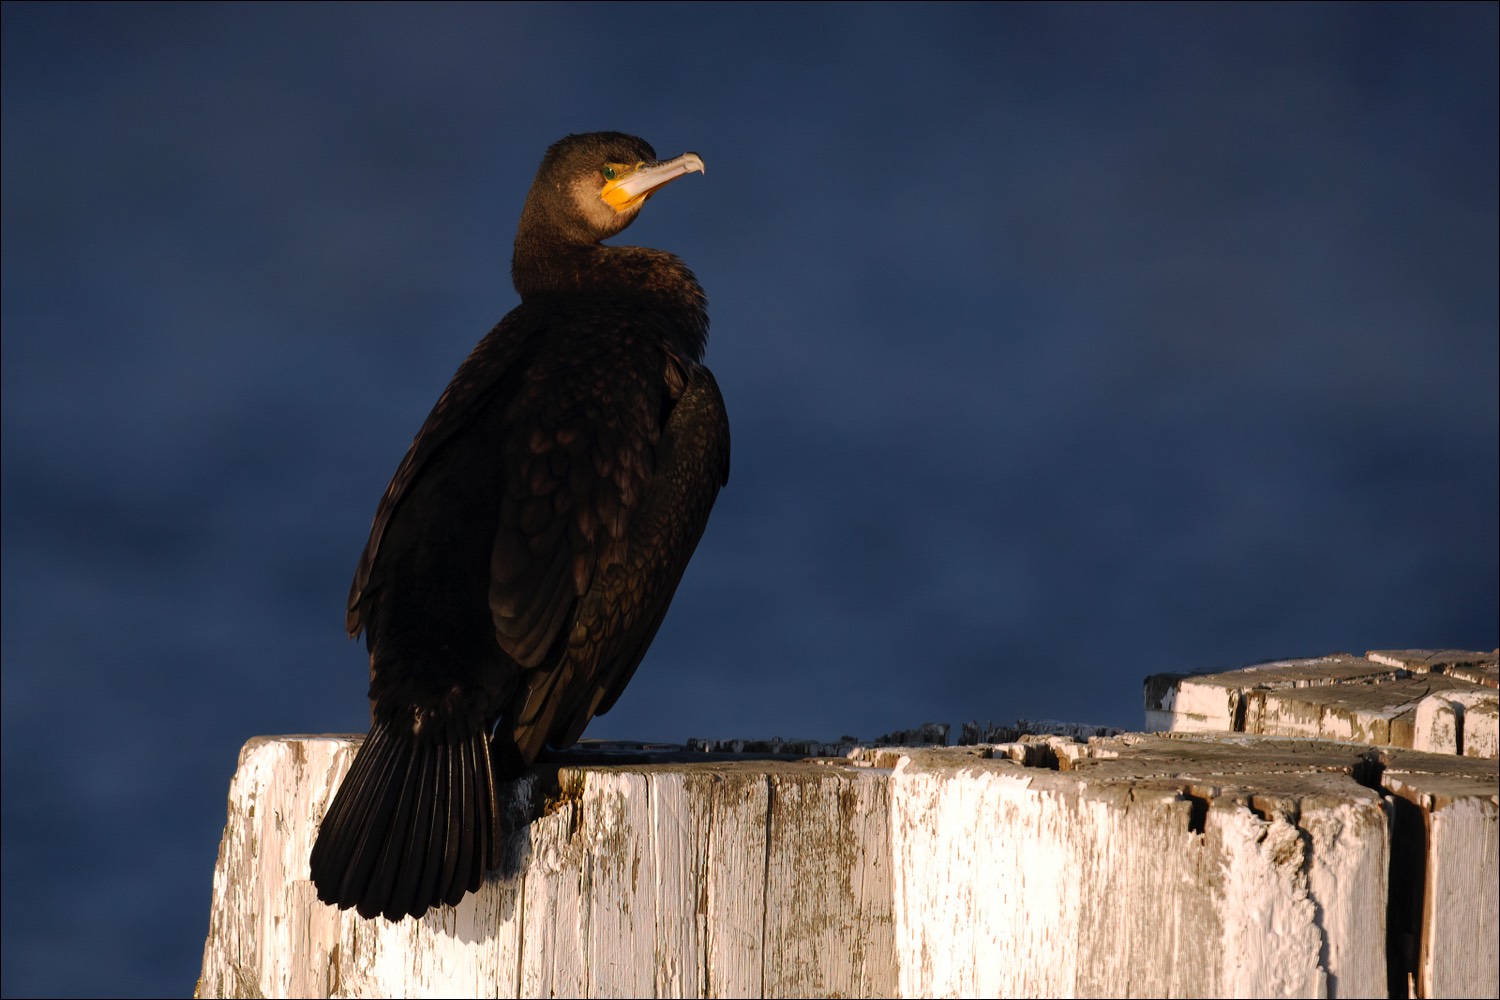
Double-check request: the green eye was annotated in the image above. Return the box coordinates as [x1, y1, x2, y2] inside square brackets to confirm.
[602, 166, 617, 181]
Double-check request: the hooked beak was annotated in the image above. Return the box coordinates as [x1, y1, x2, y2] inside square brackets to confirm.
[600, 152, 705, 214]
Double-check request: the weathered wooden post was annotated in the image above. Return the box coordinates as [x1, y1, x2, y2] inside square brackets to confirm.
[198, 649, 1497, 998]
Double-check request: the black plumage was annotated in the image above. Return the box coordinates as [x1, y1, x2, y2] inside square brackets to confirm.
[309, 132, 729, 921]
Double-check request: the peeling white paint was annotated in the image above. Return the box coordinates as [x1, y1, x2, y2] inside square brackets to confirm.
[198, 734, 1495, 999]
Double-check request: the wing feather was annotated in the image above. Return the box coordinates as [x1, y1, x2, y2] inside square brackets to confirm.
[348, 296, 727, 775]
[486, 316, 666, 669]
[347, 312, 534, 638]
[507, 357, 730, 759]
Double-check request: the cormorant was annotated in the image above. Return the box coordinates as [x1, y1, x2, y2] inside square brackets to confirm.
[309, 132, 729, 921]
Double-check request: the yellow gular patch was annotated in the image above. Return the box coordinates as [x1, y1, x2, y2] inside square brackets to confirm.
[599, 165, 645, 213]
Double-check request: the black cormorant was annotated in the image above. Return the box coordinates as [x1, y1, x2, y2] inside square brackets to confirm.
[309, 132, 729, 921]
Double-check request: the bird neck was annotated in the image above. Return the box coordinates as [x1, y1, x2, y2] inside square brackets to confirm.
[511, 240, 709, 362]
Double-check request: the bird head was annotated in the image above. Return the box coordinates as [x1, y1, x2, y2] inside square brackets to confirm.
[522, 132, 705, 245]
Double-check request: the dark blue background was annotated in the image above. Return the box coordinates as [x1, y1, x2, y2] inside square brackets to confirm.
[3, 4, 1495, 996]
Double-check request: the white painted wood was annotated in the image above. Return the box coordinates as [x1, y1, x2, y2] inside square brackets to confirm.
[1424, 794, 1499, 999]
[1210, 802, 1324, 998]
[762, 765, 896, 997]
[1383, 767, 1500, 1000]
[1367, 648, 1500, 689]
[1465, 697, 1500, 759]
[884, 738, 1405, 999]
[1147, 673, 1241, 732]
[702, 767, 769, 998]
[1147, 649, 1500, 758]
[517, 798, 587, 998]
[1414, 689, 1500, 758]
[1416, 694, 1462, 755]
[199, 730, 1498, 999]
[1298, 794, 1391, 999]
[645, 771, 706, 998]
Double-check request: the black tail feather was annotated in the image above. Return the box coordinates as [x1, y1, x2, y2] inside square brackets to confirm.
[440, 736, 473, 906]
[479, 729, 500, 874]
[332, 727, 404, 906]
[308, 724, 389, 902]
[366, 742, 422, 919]
[412, 740, 449, 914]
[310, 719, 501, 921]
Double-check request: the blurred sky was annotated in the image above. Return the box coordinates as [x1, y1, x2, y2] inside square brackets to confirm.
[2, 3, 1496, 996]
